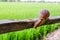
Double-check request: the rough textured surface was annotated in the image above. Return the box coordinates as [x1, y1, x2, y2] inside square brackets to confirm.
[0, 16, 60, 34]
[45, 28, 60, 40]
[0, 19, 34, 34]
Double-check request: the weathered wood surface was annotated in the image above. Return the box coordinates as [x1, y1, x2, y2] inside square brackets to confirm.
[0, 16, 60, 34]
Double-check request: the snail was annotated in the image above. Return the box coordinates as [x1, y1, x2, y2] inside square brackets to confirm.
[34, 9, 50, 28]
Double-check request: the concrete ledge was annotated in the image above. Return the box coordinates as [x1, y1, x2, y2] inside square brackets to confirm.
[0, 16, 60, 34]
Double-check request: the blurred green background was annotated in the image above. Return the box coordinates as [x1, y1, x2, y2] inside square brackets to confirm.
[0, 2, 60, 40]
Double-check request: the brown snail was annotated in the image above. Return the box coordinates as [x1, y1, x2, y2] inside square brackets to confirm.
[34, 9, 50, 28]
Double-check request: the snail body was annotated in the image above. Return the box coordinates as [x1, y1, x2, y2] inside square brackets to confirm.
[34, 9, 50, 28]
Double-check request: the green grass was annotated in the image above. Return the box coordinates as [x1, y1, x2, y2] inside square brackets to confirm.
[0, 2, 60, 40]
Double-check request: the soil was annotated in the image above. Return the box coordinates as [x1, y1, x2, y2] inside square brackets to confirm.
[45, 28, 60, 40]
